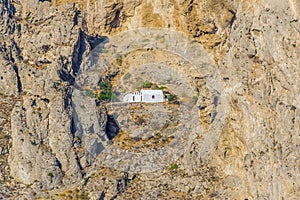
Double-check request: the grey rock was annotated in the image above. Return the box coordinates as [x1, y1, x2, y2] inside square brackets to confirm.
[0, 0, 298, 199]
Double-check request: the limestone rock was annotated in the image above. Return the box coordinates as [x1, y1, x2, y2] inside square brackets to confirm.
[0, 0, 298, 199]
[9, 100, 63, 189]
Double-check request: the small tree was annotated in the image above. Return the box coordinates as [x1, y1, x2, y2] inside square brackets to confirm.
[99, 80, 112, 90]
[98, 80, 116, 101]
[143, 81, 153, 88]
[167, 94, 177, 101]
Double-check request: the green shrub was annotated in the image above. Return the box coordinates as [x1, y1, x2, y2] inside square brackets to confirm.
[99, 80, 112, 90]
[169, 163, 178, 170]
[98, 90, 116, 101]
[157, 86, 166, 90]
[98, 80, 116, 101]
[48, 172, 54, 178]
[143, 81, 153, 88]
[167, 94, 177, 101]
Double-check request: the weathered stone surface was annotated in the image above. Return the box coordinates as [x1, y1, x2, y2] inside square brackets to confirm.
[9, 99, 63, 188]
[0, 0, 298, 199]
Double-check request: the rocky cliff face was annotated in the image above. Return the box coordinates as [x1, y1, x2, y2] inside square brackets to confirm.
[0, 0, 299, 199]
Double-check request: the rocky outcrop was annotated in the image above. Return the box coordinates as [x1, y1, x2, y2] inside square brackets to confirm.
[0, 0, 298, 199]
[0, 0, 20, 96]
[10, 99, 63, 188]
[183, 0, 299, 199]
[214, 1, 299, 198]
[4, 0, 84, 192]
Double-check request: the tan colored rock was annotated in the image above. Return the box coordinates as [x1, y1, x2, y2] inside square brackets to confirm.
[0, 0, 298, 199]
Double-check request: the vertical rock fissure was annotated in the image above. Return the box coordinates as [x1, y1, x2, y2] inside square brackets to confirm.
[12, 65, 22, 93]
[71, 30, 86, 77]
[228, 9, 237, 29]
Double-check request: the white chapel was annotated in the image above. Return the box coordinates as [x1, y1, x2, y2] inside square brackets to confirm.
[123, 89, 164, 103]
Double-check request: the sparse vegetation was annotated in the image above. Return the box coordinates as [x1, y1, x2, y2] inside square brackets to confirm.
[76, 191, 89, 200]
[48, 172, 54, 178]
[157, 86, 166, 90]
[98, 90, 117, 101]
[99, 79, 112, 90]
[143, 81, 153, 88]
[116, 56, 123, 66]
[113, 130, 174, 152]
[25, 13, 31, 21]
[167, 94, 177, 102]
[153, 132, 162, 141]
[169, 163, 178, 170]
[4, 135, 10, 140]
[98, 80, 117, 101]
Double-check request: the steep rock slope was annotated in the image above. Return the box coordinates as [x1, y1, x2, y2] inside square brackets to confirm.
[0, 0, 299, 199]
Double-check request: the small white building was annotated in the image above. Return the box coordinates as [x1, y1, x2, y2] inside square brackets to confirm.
[123, 89, 164, 103]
